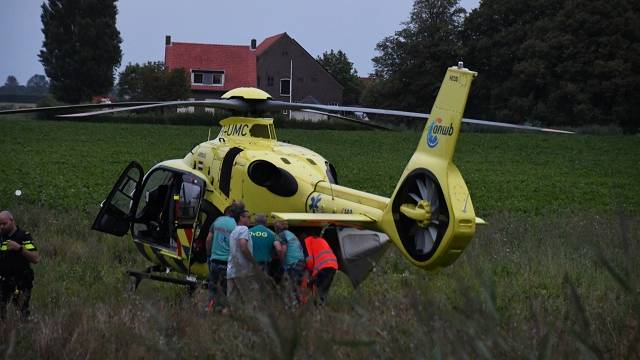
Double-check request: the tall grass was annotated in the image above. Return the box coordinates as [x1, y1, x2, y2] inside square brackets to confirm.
[0, 203, 637, 358]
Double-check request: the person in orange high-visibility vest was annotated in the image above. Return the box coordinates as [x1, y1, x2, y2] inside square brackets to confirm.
[303, 233, 338, 305]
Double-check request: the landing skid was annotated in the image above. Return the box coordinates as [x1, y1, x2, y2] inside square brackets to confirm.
[127, 266, 207, 295]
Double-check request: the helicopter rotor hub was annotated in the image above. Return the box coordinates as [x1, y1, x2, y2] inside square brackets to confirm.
[399, 199, 432, 228]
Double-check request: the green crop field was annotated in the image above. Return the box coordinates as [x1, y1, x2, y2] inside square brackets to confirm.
[2, 118, 638, 215]
[1, 117, 639, 358]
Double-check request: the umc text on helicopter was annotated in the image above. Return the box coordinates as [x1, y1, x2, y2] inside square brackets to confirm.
[222, 123, 250, 137]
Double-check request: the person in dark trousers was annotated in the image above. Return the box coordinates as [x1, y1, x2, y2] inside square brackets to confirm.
[274, 220, 305, 308]
[205, 201, 244, 313]
[303, 230, 338, 305]
[0, 211, 40, 320]
[226, 209, 257, 310]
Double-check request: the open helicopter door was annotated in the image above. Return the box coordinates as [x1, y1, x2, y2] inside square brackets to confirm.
[92, 161, 144, 236]
[131, 166, 206, 261]
[169, 171, 206, 263]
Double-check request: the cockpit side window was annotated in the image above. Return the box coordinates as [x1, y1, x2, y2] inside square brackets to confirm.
[250, 124, 271, 139]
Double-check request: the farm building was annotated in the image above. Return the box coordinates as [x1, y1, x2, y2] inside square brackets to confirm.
[164, 33, 343, 105]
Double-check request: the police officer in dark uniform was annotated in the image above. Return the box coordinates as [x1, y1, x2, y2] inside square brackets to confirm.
[0, 210, 40, 320]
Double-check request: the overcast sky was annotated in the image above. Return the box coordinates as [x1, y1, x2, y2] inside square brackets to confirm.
[0, 0, 479, 85]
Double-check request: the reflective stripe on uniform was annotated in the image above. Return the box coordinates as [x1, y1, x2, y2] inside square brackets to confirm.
[316, 249, 333, 258]
[313, 257, 338, 272]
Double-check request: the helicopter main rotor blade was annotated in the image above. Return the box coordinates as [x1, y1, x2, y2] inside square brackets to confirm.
[300, 109, 394, 130]
[3, 91, 573, 134]
[0, 102, 159, 115]
[461, 118, 575, 134]
[260, 100, 430, 119]
[57, 99, 248, 117]
[264, 100, 573, 134]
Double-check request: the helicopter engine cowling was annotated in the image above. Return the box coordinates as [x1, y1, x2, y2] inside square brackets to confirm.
[247, 160, 298, 197]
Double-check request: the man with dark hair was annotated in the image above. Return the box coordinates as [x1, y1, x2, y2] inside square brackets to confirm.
[0, 211, 40, 320]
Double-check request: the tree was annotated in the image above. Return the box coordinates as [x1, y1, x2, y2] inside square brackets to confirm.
[366, 0, 466, 112]
[4, 76, 19, 88]
[462, 0, 640, 131]
[117, 62, 190, 101]
[316, 50, 362, 104]
[0, 75, 26, 96]
[39, 0, 122, 103]
[26, 75, 50, 94]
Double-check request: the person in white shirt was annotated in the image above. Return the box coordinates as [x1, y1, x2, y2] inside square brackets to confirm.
[226, 210, 257, 309]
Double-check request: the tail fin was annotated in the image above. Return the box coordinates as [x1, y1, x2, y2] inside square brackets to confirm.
[377, 65, 478, 270]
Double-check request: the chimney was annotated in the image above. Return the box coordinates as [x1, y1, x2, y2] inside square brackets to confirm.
[165, 35, 172, 46]
[250, 38, 257, 51]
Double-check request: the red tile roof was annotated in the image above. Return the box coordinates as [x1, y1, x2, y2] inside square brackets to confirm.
[256, 33, 286, 56]
[165, 34, 288, 92]
[165, 42, 257, 91]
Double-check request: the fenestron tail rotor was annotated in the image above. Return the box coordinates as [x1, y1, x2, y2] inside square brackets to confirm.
[395, 170, 449, 259]
[409, 176, 443, 254]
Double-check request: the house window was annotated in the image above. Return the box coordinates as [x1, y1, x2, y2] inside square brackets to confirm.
[192, 70, 224, 86]
[280, 78, 291, 96]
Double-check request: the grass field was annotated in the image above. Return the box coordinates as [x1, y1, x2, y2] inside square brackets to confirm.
[2, 118, 638, 215]
[0, 117, 639, 358]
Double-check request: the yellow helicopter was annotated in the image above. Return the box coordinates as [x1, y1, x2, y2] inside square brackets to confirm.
[1, 64, 571, 289]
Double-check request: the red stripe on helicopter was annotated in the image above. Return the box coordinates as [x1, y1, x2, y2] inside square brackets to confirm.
[185, 228, 194, 245]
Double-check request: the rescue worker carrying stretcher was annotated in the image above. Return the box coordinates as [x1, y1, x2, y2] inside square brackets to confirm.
[303, 230, 338, 305]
